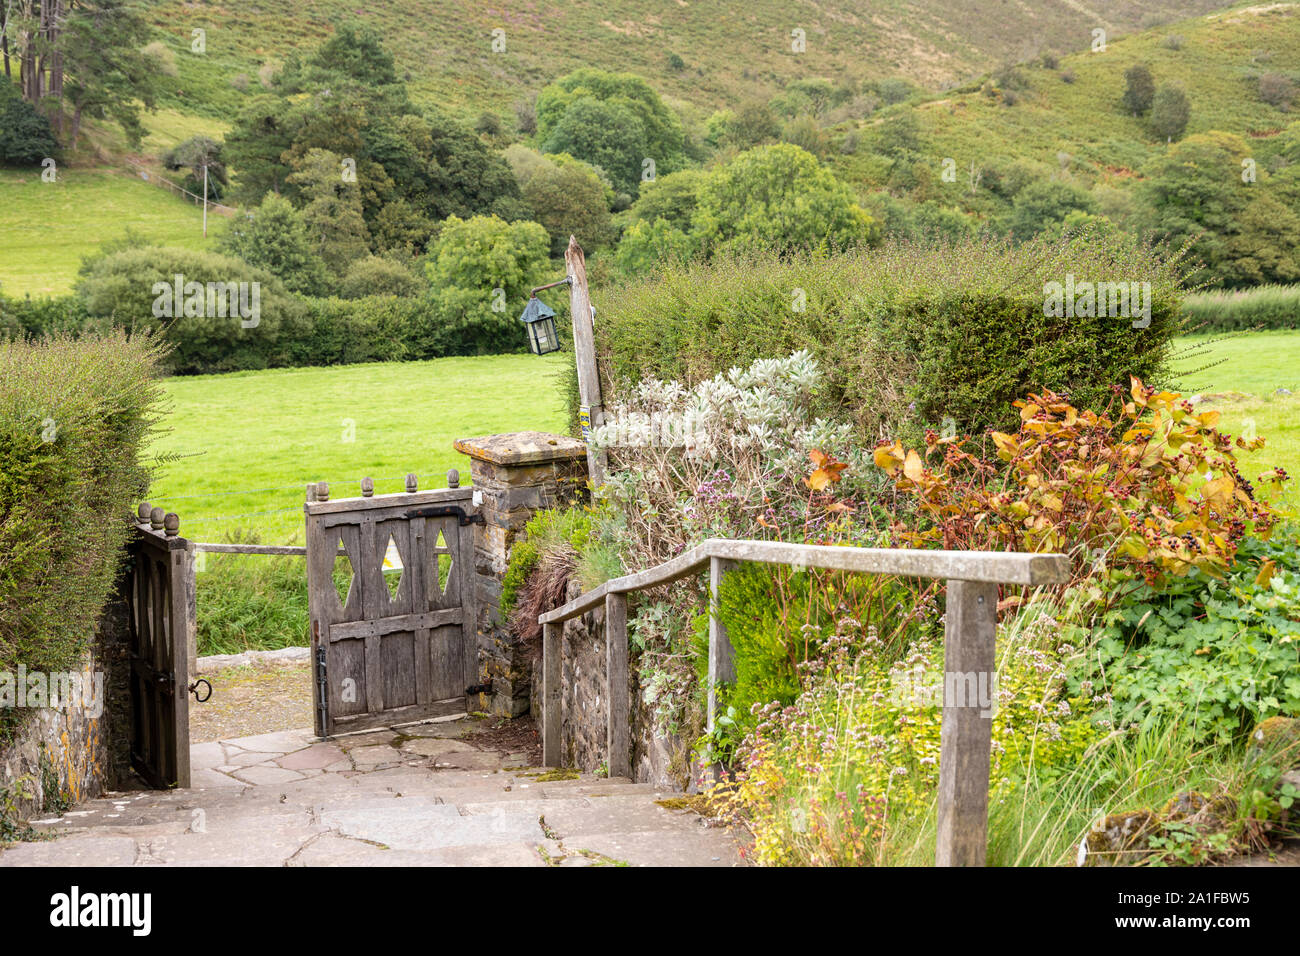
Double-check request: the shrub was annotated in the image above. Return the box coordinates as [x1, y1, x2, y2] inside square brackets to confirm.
[1091, 528, 1300, 745]
[875, 379, 1286, 585]
[1180, 283, 1300, 332]
[1122, 64, 1155, 115]
[0, 332, 166, 741]
[0, 294, 94, 338]
[1259, 73, 1296, 110]
[593, 234, 1185, 449]
[1151, 84, 1191, 141]
[74, 245, 297, 374]
[0, 81, 57, 166]
[338, 257, 422, 299]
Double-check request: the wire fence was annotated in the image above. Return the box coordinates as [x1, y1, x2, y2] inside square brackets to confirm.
[156, 473, 446, 542]
[124, 158, 237, 216]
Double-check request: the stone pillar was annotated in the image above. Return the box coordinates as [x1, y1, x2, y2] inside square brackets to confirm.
[453, 431, 588, 718]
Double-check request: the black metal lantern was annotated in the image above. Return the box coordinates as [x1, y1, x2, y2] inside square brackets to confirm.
[520, 275, 572, 355]
[519, 296, 560, 355]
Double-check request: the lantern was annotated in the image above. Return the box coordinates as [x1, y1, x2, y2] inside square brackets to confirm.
[519, 294, 561, 355]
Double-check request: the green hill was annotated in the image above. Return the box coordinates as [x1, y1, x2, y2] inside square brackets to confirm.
[136, 0, 1228, 123]
[832, 2, 1300, 198]
[0, 167, 219, 297]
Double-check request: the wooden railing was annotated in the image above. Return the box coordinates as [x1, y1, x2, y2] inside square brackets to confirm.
[538, 538, 1070, 866]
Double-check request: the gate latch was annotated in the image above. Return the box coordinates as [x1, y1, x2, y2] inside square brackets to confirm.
[404, 505, 484, 526]
[466, 678, 493, 696]
[189, 678, 212, 703]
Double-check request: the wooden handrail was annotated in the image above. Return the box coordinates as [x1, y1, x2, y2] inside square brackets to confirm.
[540, 538, 1070, 624]
[539, 537, 1071, 867]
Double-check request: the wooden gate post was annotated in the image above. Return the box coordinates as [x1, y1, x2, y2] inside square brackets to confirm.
[935, 578, 999, 867]
[564, 236, 606, 488]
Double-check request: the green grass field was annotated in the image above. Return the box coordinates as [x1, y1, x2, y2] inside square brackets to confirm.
[149, 352, 570, 546]
[0, 166, 220, 297]
[1171, 330, 1300, 492]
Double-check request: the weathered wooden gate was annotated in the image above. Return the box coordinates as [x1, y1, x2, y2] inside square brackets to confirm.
[125, 505, 192, 789]
[305, 473, 479, 737]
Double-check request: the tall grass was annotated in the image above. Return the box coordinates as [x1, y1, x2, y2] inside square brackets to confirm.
[1182, 283, 1300, 333]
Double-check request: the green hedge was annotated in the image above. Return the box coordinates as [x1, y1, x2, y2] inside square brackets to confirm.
[1180, 284, 1300, 333]
[591, 234, 1187, 443]
[2, 290, 531, 376]
[0, 332, 166, 742]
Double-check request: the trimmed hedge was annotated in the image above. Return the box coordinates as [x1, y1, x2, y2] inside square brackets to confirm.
[1180, 284, 1300, 333]
[589, 234, 1187, 444]
[2, 289, 533, 377]
[0, 332, 166, 742]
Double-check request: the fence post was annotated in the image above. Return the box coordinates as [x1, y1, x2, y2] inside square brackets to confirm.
[542, 621, 562, 767]
[707, 556, 739, 735]
[605, 591, 630, 779]
[935, 578, 999, 867]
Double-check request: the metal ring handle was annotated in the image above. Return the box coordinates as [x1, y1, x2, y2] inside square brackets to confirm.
[189, 678, 212, 703]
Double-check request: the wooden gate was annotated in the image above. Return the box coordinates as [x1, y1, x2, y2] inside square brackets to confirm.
[125, 505, 192, 789]
[305, 473, 479, 737]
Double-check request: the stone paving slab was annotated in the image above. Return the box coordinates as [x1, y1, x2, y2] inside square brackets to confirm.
[320, 803, 545, 851]
[561, 829, 743, 867]
[0, 836, 139, 867]
[0, 718, 745, 867]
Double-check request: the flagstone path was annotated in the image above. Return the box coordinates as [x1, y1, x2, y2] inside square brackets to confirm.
[0, 716, 744, 867]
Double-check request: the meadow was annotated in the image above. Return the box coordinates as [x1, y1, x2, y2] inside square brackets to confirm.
[1169, 330, 1300, 500]
[0, 166, 219, 297]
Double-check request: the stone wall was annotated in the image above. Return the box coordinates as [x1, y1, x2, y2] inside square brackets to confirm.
[455, 429, 693, 791]
[454, 432, 588, 719]
[0, 596, 131, 821]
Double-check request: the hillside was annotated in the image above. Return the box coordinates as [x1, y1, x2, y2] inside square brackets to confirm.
[834, 3, 1300, 202]
[136, 0, 1228, 123]
[0, 167, 218, 297]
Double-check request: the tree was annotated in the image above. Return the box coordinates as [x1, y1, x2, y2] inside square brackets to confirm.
[1006, 179, 1097, 241]
[615, 217, 696, 276]
[1141, 131, 1255, 286]
[691, 144, 876, 256]
[286, 148, 372, 274]
[724, 100, 781, 149]
[0, 78, 57, 164]
[278, 19, 402, 98]
[505, 147, 615, 257]
[338, 256, 422, 299]
[424, 215, 551, 353]
[623, 168, 706, 232]
[12, 0, 161, 147]
[222, 95, 296, 201]
[1150, 84, 1190, 141]
[425, 215, 549, 297]
[223, 27, 525, 235]
[1122, 64, 1155, 115]
[219, 194, 330, 295]
[540, 96, 647, 196]
[162, 136, 228, 201]
[536, 68, 686, 194]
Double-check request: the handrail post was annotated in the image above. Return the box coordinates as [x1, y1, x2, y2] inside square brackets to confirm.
[707, 557, 739, 734]
[605, 591, 631, 779]
[542, 621, 562, 767]
[935, 578, 999, 866]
